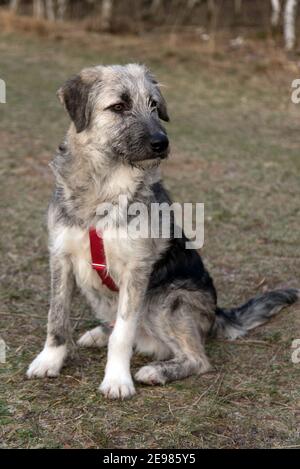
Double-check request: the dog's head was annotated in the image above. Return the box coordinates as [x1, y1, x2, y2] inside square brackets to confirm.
[57, 64, 170, 168]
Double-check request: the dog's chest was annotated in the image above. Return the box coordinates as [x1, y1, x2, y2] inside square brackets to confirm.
[55, 225, 131, 293]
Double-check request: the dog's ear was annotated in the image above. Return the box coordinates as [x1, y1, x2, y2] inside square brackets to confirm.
[57, 74, 93, 133]
[157, 90, 170, 122]
[145, 68, 170, 122]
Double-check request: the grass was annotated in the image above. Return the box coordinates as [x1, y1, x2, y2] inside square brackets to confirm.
[0, 25, 300, 449]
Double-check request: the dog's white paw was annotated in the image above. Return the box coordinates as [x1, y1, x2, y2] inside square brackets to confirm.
[77, 326, 108, 349]
[99, 375, 136, 399]
[26, 345, 67, 378]
[135, 365, 165, 385]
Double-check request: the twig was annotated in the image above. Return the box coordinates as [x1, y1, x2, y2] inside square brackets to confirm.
[272, 444, 300, 449]
[219, 339, 273, 347]
[0, 311, 90, 322]
[167, 401, 176, 419]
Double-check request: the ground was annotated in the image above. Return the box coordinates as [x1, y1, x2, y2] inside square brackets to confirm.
[0, 24, 300, 449]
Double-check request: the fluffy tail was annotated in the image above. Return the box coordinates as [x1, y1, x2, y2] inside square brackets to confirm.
[213, 288, 299, 340]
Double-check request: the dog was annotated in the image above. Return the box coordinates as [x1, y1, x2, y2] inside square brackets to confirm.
[27, 64, 299, 399]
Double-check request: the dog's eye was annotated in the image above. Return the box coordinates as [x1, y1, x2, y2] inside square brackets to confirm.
[111, 103, 126, 112]
[150, 99, 158, 109]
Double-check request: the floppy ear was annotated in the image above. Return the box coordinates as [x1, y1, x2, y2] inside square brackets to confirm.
[145, 68, 170, 122]
[57, 74, 93, 133]
[157, 90, 170, 122]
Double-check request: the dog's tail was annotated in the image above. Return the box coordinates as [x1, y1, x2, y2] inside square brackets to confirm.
[212, 288, 299, 340]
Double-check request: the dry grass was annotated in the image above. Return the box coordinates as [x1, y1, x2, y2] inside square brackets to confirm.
[0, 26, 300, 449]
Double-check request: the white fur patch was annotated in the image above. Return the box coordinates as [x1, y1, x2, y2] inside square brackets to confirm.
[99, 313, 137, 399]
[134, 365, 165, 385]
[99, 373, 136, 399]
[27, 345, 67, 378]
[77, 326, 109, 348]
[135, 329, 171, 360]
[51, 225, 102, 292]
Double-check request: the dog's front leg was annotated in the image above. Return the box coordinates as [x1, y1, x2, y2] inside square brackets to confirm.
[27, 253, 74, 378]
[99, 269, 144, 399]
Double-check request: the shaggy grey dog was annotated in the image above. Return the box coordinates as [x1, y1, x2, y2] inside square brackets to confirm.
[27, 64, 299, 399]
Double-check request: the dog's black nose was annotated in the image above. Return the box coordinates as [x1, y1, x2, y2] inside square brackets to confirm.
[150, 132, 169, 154]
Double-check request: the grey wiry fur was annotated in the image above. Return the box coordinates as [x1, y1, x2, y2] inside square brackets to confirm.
[26, 64, 299, 399]
[213, 288, 300, 340]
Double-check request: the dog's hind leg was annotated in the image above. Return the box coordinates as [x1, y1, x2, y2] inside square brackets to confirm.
[135, 338, 211, 385]
[135, 356, 206, 385]
[135, 298, 213, 385]
[27, 253, 74, 378]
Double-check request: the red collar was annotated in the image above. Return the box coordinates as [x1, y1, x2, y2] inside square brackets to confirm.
[89, 228, 119, 292]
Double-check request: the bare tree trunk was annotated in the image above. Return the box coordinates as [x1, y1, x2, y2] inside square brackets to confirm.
[45, 0, 56, 21]
[57, 0, 67, 21]
[207, 0, 218, 29]
[101, 0, 113, 31]
[188, 0, 200, 8]
[234, 0, 242, 14]
[271, 0, 281, 26]
[284, 0, 298, 50]
[9, 0, 20, 12]
[206, 0, 220, 50]
[207, 0, 215, 14]
[33, 0, 45, 19]
[150, 0, 161, 13]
